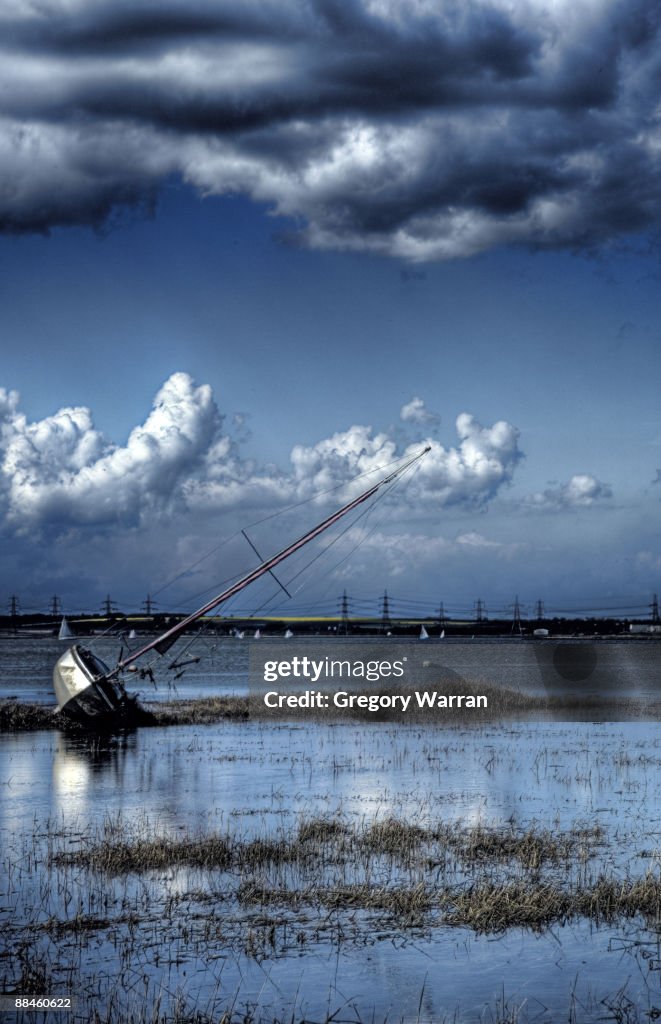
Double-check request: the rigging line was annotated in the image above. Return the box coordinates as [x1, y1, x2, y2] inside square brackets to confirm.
[283, 461, 420, 609]
[137, 623, 210, 677]
[241, 447, 431, 530]
[248, 460, 421, 615]
[281, 458, 425, 610]
[245, 513, 371, 617]
[87, 618, 132, 657]
[117, 445, 431, 670]
[287, 478, 402, 591]
[150, 528, 245, 600]
[148, 447, 429, 601]
[245, 481, 392, 617]
[229, 485, 387, 618]
[164, 549, 288, 612]
[282, 461, 423, 605]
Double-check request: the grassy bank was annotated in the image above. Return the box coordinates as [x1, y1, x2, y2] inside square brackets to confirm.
[2, 683, 658, 732]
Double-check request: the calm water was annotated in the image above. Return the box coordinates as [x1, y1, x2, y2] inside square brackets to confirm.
[0, 635, 250, 704]
[2, 633, 660, 706]
[2, 638, 661, 1022]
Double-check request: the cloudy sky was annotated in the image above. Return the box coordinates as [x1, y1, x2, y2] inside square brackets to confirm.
[1, 0, 660, 619]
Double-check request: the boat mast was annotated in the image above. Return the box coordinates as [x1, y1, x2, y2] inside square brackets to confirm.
[116, 446, 431, 672]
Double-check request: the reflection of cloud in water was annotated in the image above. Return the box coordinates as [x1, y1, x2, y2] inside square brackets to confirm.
[292, 724, 515, 828]
[0, 733, 50, 837]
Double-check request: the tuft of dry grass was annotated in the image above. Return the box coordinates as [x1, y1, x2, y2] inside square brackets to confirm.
[449, 823, 603, 870]
[238, 880, 433, 917]
[297, 817, 350, 843]
[54, 834, 232, 873]
[362, 817, 430, 855]
[150, 697, 249, 725]
[444, 874, 661, 932]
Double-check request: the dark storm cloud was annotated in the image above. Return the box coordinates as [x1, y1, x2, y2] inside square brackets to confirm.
[2, 0, 661, 258]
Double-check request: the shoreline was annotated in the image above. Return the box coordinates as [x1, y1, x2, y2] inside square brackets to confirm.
[3, 686, 661, 732]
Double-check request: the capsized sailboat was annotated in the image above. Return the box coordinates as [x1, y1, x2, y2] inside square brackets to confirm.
[52, 447, 430, 725]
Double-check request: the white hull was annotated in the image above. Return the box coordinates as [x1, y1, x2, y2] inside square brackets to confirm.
[53, 645, 134, 723]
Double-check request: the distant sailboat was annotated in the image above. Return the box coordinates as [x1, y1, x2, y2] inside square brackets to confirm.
[128, 629, 137, 640]
[254, 628, 261, 639]
[58, 617, 73, 641]
[440, 629, 445, 639]
[419, 625, 429, 640]
[284, 628, 293, 638]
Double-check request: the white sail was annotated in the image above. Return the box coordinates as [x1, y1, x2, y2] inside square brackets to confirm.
[419, 625, 429, 640]
[128, 628, 137, 640]
[440, 629, 445, 639]
[284, 628, 293, 638]
[254, 628, 261, 639]
[58, 616, 73, 641]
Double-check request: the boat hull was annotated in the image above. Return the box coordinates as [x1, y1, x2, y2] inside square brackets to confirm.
[53, 645, 139, 725]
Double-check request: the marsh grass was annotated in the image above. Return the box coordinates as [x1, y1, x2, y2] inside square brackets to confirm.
[54, 834, 233, 872]
[0, 699, 57, 731]
[0, 696, 249, 733]
[45, 814, 614, 935]
[51, 815, 604, 878]
[445, 875, 661, 932]
[4, 806, 658, 1024]
[238, 880, 433, 918]
[449, 822, 603, 870]
[236, 872, 661, 933]
[150, 697, 249, 725]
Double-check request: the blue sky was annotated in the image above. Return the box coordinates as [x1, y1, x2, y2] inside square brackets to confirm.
[0, 1, 660, 620]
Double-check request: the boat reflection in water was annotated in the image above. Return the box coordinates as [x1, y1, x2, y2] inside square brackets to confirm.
[53, 732, 136, 807]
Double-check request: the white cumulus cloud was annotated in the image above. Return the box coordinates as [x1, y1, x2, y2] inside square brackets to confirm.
[0, 375, 523, 539]
[402, 414, 522, 507]
[524, 473, 613, 510]
[400, 396, 440, 427]
[1, 372, 219, 528]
